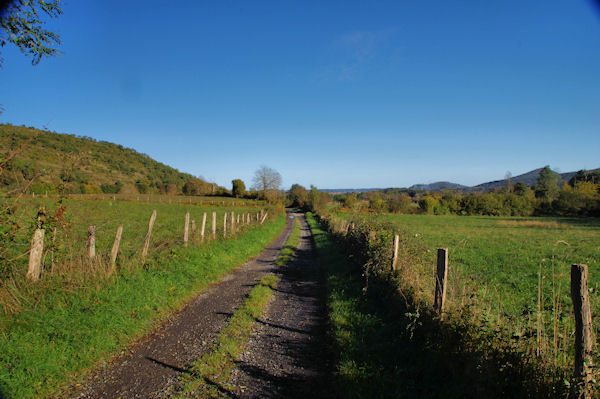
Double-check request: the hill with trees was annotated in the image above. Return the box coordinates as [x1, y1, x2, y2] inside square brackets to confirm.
[0, 123, 224, 195]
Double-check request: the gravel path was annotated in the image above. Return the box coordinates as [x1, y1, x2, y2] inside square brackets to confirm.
[72, 215, 294, 399]
[228, 212, 336, 398]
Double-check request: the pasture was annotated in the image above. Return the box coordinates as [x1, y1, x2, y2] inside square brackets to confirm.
[335, 211, 600, 371]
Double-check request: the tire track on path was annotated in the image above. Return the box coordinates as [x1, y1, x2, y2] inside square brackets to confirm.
[228, 212, 336, 398]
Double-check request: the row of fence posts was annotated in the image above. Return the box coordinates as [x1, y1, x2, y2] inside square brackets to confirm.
[391, 235, 594, 394]
[337, 218, 593, 394]
[31, 193, 265, 208]
[26, 209, 269, 282]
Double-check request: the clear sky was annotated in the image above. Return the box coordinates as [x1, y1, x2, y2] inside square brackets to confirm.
[1, 1, 599, 189]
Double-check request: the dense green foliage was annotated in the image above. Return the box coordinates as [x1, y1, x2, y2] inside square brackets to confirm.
[287, 183, 331, 212]
[231, 178, 246, 198]
[0, 209, 285, 399]
[0, 124, 223, 195]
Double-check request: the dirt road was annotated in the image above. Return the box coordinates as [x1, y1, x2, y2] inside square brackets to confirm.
[74, 212, 333, 398]
[228, 212, 335, 398]
[74, 215, 294, 398]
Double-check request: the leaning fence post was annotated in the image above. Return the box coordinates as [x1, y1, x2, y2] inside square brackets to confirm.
[201, 212, 207, 242]
[50, 228, 56, 272]
[391, 234, 400, 271]
[87, 226, 96, 259]
[142, 210, 157, 261]
[110, 225, 123, 271]
[184, 212, 190, 247]
[434, 248, 449, 315]
[571, 264, 594, 390]
[260, 211, 268, 224]
[27, 229, 45, 281]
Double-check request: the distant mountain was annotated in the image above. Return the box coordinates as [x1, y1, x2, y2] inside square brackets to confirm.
[320, 188, 382, 194]
[322, 167, 598, 194]
[409, 181, 469, 191]
[0, 124, 219, 194]
[472, 168, 580, 191]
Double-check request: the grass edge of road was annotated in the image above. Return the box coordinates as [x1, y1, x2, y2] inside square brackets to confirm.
[171, 216, 301, 398]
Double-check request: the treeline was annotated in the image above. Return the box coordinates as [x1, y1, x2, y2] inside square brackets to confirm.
[287, 183, 332, 212]
[0, 124, 227, 196]
[333, 166, 600, 217]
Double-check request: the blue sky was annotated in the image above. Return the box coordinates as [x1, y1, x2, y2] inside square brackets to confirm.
[1, 1, 599, 189]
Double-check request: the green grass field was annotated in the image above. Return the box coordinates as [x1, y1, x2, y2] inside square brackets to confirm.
[0, 196, 282, 398]
[335, 211, 600, 371]
[366, 214, 599, 312]
[1, 196, 266, 279]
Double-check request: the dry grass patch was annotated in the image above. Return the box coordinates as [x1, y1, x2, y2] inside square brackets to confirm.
[497, 220, 562, 228]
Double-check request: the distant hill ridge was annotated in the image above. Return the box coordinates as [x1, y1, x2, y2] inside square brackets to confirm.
[0, 124, 219, 194]
[325, 167, 598, 193]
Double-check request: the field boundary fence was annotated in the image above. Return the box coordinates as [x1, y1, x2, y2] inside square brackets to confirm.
[319, 212, 596, 396]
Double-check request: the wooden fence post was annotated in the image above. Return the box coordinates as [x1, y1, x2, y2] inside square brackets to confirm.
[247, 213, 250, 224]
[237, 214, 240, 224]
[391, 234, 400, 271]
[212, 211, 216, 238]
[110, 225, 123, 271]
[142, 210, 157, 261]
[87, 226, 96, 259]
[26, 229, 45, 281]
[434, 248, 449, 315]
[260, 212, 268, 224]
[201, 212, 207, 242]
[50, 228, 56, 272]
[571, 264, 594, 390]
[231, 211, 235, 233]
[223, 212, 227, 237]
[184, 212, 190, 247]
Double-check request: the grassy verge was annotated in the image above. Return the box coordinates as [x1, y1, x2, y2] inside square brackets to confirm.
[306, 212, 565, 398]
[275, 216, 301, 266]
[0, 215, 286, 399]
[173, 214, 302, 398]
